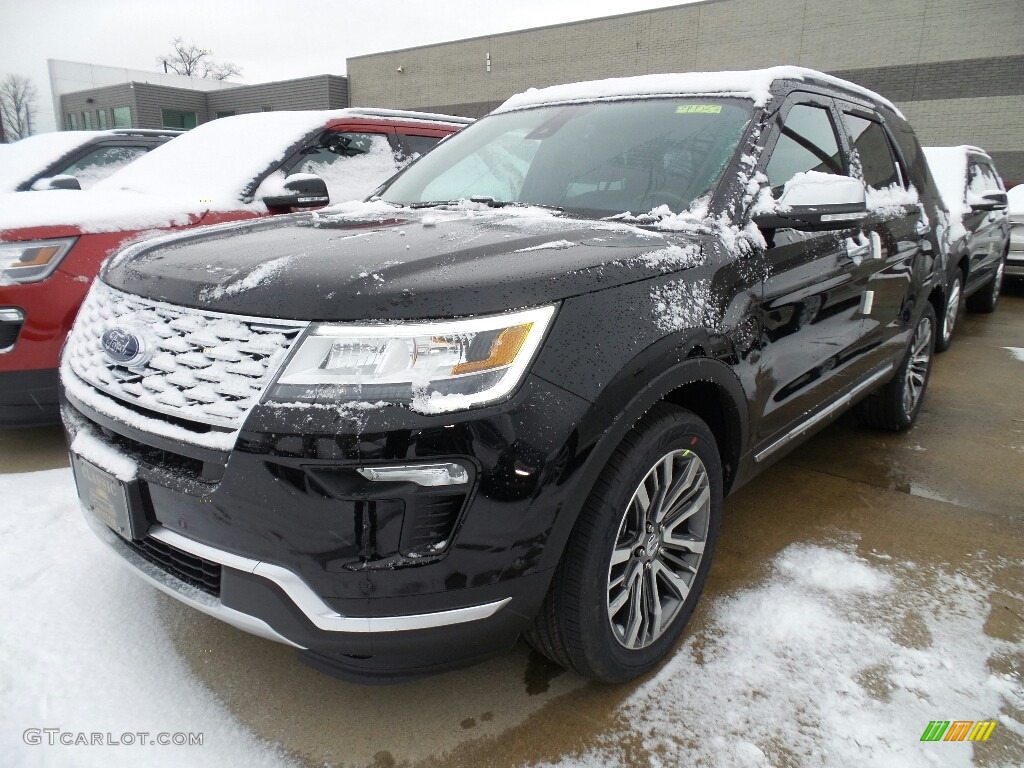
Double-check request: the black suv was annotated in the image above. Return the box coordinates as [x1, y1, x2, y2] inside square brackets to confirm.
[61, 67, 943, 683]
[922, 146, 1010, 351]
[0, 128, 181, 192]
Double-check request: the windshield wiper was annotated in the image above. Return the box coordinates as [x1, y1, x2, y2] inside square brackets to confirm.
[467, 196, 564, 212]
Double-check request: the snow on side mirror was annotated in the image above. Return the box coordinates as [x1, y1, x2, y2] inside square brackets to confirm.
[261, 173, 330, 210]
[34, 175, 82, 191]
[754, 172, 867, 231]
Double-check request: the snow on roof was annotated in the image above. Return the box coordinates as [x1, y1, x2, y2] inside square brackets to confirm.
[93, 109, 468, 204]
[0, 131, 112, 192]
[496, 66, 904, 117]
[92, 110, 357, 202]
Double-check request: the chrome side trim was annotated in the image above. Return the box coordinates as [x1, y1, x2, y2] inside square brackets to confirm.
[82, 511, 304, 648]
[145, 525, 512, 633]
[754, 364, 894, 464]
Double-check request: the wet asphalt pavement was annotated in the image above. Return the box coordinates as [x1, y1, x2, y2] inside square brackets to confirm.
[3, 283, 1022, 767]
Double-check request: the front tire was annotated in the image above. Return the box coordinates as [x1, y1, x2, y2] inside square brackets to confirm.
[854, 303, 936, 431]
[966, 256, 1005, 314]
[525, 403, 723, 682]
[934, 271, 962, 353]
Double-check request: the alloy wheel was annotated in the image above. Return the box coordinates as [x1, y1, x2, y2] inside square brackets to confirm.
[943, 277, 961, 343]
[902, 314, 933, 415]
[606, 449, 711, 650]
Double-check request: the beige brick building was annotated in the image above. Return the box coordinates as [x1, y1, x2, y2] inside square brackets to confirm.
[348, 0, 1024, 181]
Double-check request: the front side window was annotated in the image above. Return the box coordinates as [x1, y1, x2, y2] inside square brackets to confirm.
[968, 160, 1003, 195]
[843, 113, 901, 189]
[59, 146, 148, 189]
[764, 103, 844, 196]
[381, 99, 752, 218]
[288, 131, 402, 204]
[112, 106, 131, 128]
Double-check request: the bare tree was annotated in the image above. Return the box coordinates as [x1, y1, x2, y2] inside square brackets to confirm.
[0, 73, 38, 141]
[157, 38, 242, 81]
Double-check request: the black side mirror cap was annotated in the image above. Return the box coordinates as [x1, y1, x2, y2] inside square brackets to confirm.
[262, 174, 330, 209]
[46, 175, 82, 191]
[969, 191, 1008, 212]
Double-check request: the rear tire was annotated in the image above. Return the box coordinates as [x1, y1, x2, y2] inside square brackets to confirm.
[854, 303, 936, 432]
[934, 272, 962, 353]
[525, 403, 723, 682]
[966, 256, 1005, 314]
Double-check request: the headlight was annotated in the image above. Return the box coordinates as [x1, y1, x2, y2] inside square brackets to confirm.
[0, 238, 77, 284]
[268, 304, 556, 414]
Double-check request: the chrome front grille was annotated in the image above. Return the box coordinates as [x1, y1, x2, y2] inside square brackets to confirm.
[65, 282, 306, 429]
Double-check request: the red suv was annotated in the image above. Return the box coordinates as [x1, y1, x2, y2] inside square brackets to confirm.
[0, 109, 470, 425]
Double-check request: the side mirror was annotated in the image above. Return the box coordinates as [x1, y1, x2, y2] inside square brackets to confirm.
[40, 175, 82, 191]
[753, 174, 867, 231]
[968, 191, 1007, 212]
[261, 173, 330, 209]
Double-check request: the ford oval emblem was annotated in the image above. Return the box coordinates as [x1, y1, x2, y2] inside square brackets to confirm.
[101, 327, 148, 367]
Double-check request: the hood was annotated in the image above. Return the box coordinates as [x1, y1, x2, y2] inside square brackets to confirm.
[0, 189, 211, 237]
[102, 202, 711, 321]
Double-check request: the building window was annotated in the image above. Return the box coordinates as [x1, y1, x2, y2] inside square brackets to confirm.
[97, 110, 108, 129]
[261, 106, 272, 112]
[216, 110, 235, 119]
[67, 113, 78, 130]
[161, 109, 198, 130]
[112, 106, 132, 128]
[81, 111, 92, 130]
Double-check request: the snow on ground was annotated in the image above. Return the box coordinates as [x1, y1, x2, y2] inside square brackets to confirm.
[0, 468, 296, 768]
[2, 467, 1019, 767]
[541, 543, 1023, 768]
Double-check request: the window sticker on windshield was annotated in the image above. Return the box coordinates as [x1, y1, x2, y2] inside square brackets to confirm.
[676, 105, 722, 114]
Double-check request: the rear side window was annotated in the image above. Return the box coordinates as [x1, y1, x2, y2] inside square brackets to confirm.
[765, 104, 844, 196]
[843, 113, 902, 189]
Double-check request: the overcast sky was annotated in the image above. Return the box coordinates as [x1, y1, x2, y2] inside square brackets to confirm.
[0, 0, 699, 133]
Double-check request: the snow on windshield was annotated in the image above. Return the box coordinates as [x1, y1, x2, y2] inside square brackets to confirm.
[0, 131, 104, 192]
[93, 111, 355, 202]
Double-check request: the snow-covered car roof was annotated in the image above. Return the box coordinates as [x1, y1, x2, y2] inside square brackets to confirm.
[93, 108, 467, 203]
[496, 66, 902, 116]
[0, 131, 112, 193]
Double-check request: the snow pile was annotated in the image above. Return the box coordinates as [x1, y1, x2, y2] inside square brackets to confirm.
[651, 278, 715, 333]
[200, 255, 297, 299]
[542, 543, 1022, 768]
[0, 131, 104, 192]
[866, 182, 921, 218]
[69, 429, 138, 482]
[497, 66, 902, 116]
[515, 240, 578, 252]
[0, 468, 297, 768]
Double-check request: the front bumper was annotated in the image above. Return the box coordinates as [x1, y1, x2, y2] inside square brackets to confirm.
[0, 368, 60, 426]
[62, 368, 596, 680]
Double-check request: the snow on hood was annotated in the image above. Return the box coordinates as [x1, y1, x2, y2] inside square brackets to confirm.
[496, 66, 904, 117]
[92, 110, 357, 202]
[0, 131, 108, 192]
[0, 189, 201, 235]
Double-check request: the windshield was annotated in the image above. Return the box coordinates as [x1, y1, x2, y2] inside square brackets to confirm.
[380, 99, 752, 218]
